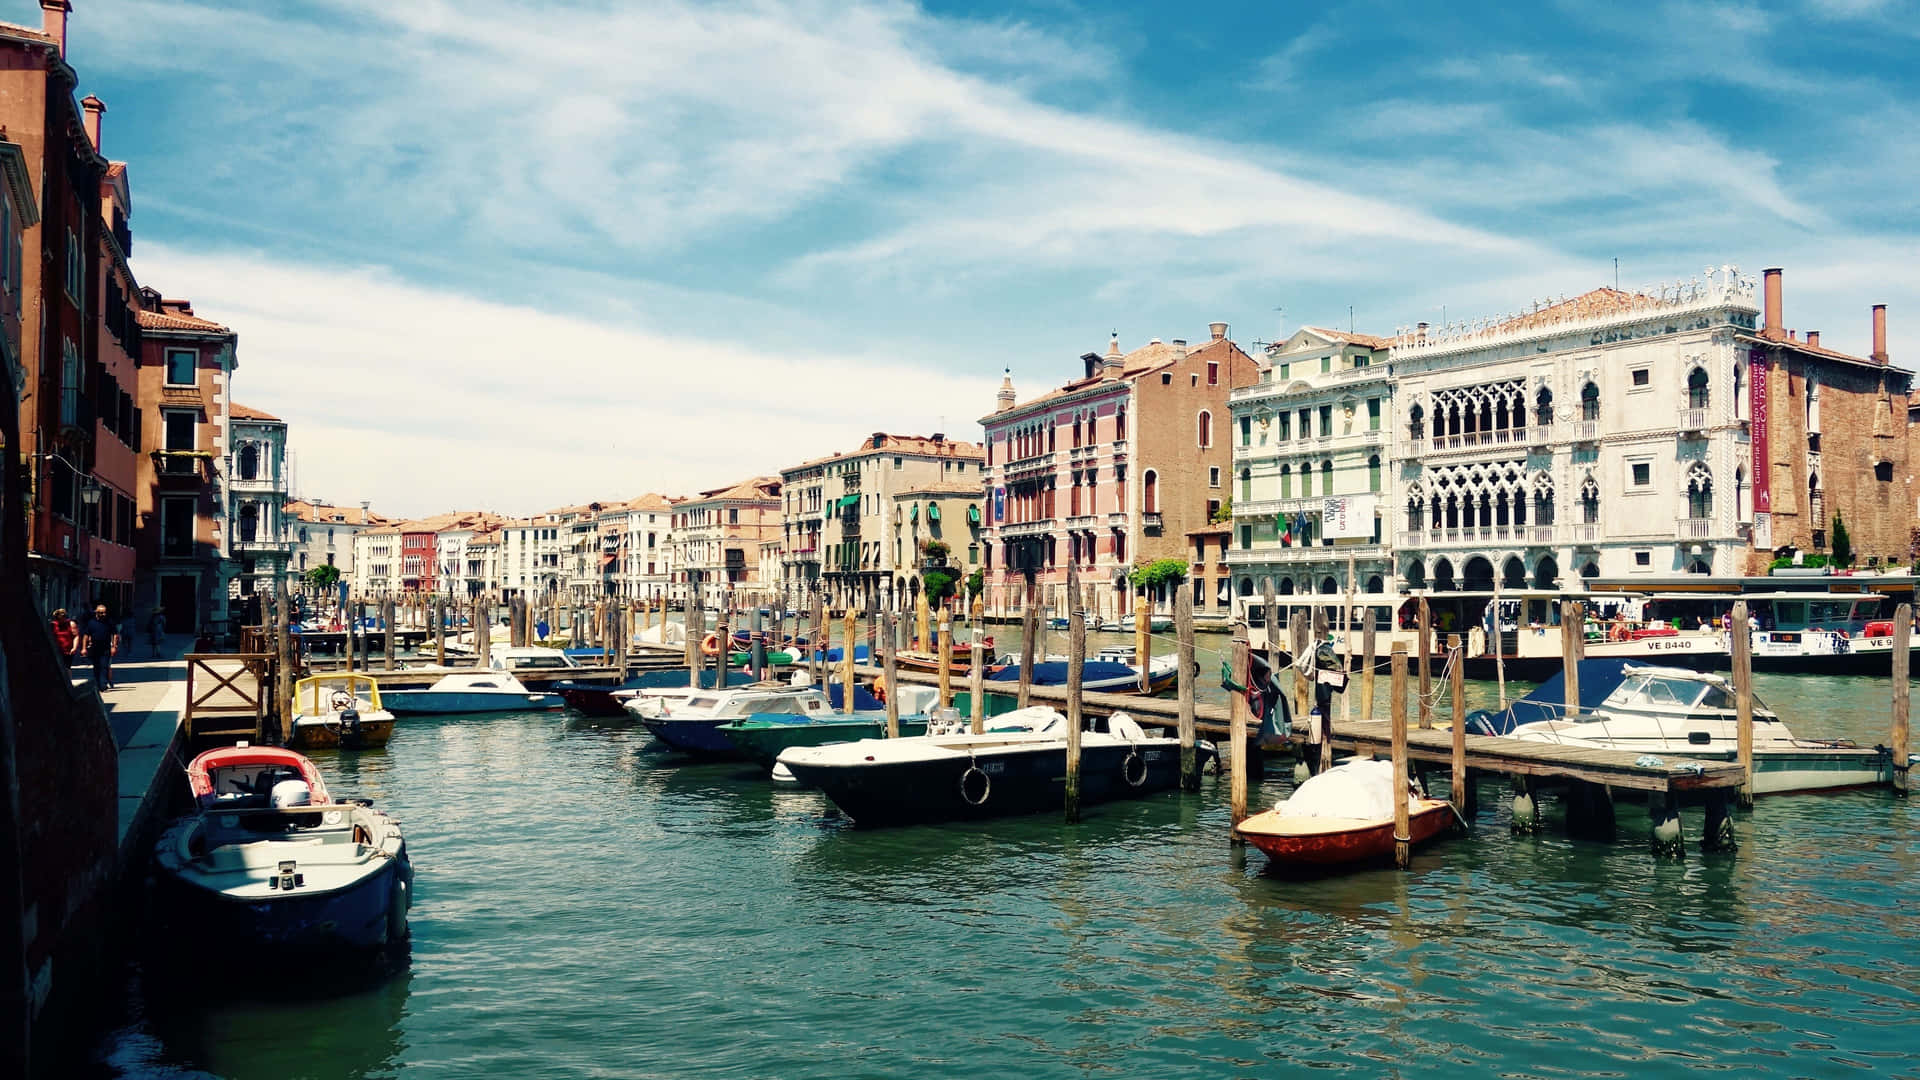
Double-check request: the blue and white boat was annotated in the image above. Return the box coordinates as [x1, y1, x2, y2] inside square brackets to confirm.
[627, 681, 885, 757]
[155, 746, 411, 953]
[382, 671, 563, 714]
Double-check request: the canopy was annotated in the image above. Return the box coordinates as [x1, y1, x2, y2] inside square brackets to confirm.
[1465, 658, 1640, 735]
[927, 503, 941, 521]
[836, 494, 861, 510]
[988, 661, 1136, 685]
[967, 505, 980, 524]
[909, 505, 918, 522]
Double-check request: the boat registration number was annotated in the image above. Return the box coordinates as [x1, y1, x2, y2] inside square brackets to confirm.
[981, 762, 1005, 775]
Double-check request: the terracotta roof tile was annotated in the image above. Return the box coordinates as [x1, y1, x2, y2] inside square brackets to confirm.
[228, 402, 281, 422]
[285, 500, 389, 526]
[135, 305, 232, 334]
[1299, 326, 1393, 351]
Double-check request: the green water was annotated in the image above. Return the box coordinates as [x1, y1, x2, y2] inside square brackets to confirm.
[89, 672, 1920, 1079]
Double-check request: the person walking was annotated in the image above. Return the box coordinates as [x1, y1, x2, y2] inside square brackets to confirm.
[81, 604, 119, 690]
[50, 608, 78, 668]
[147, 607, 168, 657]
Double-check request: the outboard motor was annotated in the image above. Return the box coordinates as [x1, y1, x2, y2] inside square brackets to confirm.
[270, 779, 312, 809]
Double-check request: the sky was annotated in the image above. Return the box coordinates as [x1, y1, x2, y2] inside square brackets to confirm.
[32, 0, 1920, 517]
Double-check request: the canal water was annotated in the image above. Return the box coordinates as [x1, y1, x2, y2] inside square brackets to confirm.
[88, 669, 1919, 1079]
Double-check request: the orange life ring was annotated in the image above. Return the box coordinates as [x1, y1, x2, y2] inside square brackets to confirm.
[701, 632, 721, 656]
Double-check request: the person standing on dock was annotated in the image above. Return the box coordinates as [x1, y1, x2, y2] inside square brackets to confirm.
[81, 604, 119, 690]
[147, 608, 167, 657]
[50, 608, 78, 668]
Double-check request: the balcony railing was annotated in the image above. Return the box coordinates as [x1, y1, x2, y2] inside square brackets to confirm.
[153, 449, 212, 484]
[1569, 523, 1601, 544]
[1142, 512, 1163, 532]
[1676, 516, 1714, 539]
[1002, 452, 1056, 478]
[997, 519, 1053, 539]
[1065, 514, 1097, 529]
[1678, 407, 1708, 433]
[1573, 419, 1599, 443]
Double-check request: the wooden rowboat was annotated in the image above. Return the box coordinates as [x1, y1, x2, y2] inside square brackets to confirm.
[1234, 798, 1453, 866]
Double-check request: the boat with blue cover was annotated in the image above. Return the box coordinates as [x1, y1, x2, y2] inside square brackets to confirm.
[552, 668, 755, 717]
[717, 685, 942, 767]
[628, 682, 886, 757]
[154, 746, 411, 954]
[987, 656, 1178, 695]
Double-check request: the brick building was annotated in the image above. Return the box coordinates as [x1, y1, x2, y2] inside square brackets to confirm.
[1740, 268, 1911, 571]
[672, 476, 781, 597]
[979, 323, 1259, 621]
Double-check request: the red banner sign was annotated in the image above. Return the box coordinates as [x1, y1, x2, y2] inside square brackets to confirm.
[1749, 346, 1769, 515]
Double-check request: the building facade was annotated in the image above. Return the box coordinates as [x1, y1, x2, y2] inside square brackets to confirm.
[351, 525, 399, 595]
[779, 433, 984, 611]
[979, 324, 1260, 620]
[672, 477, 780, 597]
[1227, 327, 1393, 606]
[286, 499, 387, 584]
[603, 494, 674, 601]
[225, 403, 292, 603]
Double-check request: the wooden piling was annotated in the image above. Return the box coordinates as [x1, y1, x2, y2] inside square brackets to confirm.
[969, 595, 986, 733]
[1018, 580, 1038, 709]
[382, 597, 396, 670]
[1342, 552, 1356, 727]
[1417, 597, 1432, 730]
[1492, 574, 1508, 708]
[1732, 601, 1754, 808]
[1390, 642, 1410, 869]
[933, 609, 951, 708]
[1560, 600, 1582, 719]
[1261, 576, 1279, 701]
[1894, 603, 1911, 798]
[434, 597, 446, 666]
[1065, 564, 1084, 824]
[1449, 633, 1467, 826]
[841, 608, 857, 716]
[273, 578, 292, 744]
[476, 598, 492, 670]
[1175, 586, 1198, 791]
[1229, 627, 1250, 832]
[1289, 609, 1308, 722]
[751, 604, 766, 682]
[811, 593, 825, 684]
[915, 589, 930, 656]
[882, 611, 900, 738]
[1360, 616, 1377, 725]
[1135, 595, 1151, 693]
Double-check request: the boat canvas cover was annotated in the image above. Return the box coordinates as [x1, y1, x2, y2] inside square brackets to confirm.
[1281, 759, 1410, 820]
[987, 661, 1138, 685]
[1466, 659, 1642, 736]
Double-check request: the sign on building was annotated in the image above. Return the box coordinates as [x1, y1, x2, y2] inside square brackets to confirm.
[1321, 494, 1377, 540]
[1748, 347, 1770, 546]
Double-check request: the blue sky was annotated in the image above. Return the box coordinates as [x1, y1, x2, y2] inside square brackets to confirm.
[34, 0, 1920, 515]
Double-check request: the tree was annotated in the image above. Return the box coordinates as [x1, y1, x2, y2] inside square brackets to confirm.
[1128, 558, 1188, 600]
[1831, 512, 1853, 567]
[923, 568, 959, 603]
[306, 565, 341, 592]
[964, 568, 984, 599]
[1211, 497, 1233, 524]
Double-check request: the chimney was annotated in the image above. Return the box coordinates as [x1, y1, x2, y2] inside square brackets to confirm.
[995, 369, 1016, 413]
[1872, 304, 1889, 364]
[1416, 321, 1429, 345]
[80, 94, 103, 153]
[1209, 321, 1228, 341]
[1101, 334, 1122, 380]
[41, 1, 68, 58]
[1762, 267, 1784, 339]
[1806, 330, 1819, 349]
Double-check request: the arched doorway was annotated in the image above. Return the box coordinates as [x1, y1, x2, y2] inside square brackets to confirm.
[1320, 576, 1338, 595]
[1501, 556, 1526, 589]
[1432, 557, 1456, 591]
[1366, 574, 1384, 595]
[1404, 560, 1426, 590]
[1533, 554, 1559, 590]
[1463, 556, 1494, 591]
[1238, 577, 1254, 597]
[1279, 578, 1295, 595]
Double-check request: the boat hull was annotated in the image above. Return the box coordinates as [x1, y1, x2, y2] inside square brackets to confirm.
[382, 690, 563, 714]
[157, 851, 411, 952]
[783, 741, 1184, 826]
[288, 718, 394, 750]
[721, 718, 931, 767]
[639, 717, 744, 757]
[1236, 801, 1453, 866]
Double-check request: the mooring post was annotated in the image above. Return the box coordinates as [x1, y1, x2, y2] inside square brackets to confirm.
[1229, 626, 1250, 834]
[1311, 606, 1329, 759]
[1732, 600, 1754, 809]
[882, 611, 900, 738]
[476, 599, 491, 671]
[1289, 609, 1308, 724]
[1417, 597, 1432, 730]
[382, 597, 396, 671]
[970, 595, 987, 733]
[1894, 603, 1911, 798]
[686, 584, 703, 684]
[1492, 575, 1508, 708]
[751, 604, 766, 682]
[712, 602, 729, 692]
[1065, 564, 1084, 824]
[1650, 791, 1685, 858]
[434, 597, 446, 666]
[841, 608, 857, 716]
[1360, 617, 1377, 724]
[1449, 632, 1468, 826]
[1135, 595, 1151, 693]
[273, 579, 292, 744]
[1176, 586, 1198, 791]
[937, 609, 954, 709]
[1018, 580, 1038, 709]
[1561, 600, 1582, 719]
[811, 593, 825, 684]
[1342, 552, 1356, 727]
[1391, 642, 1411, 870]
[916, 589, 930, 655]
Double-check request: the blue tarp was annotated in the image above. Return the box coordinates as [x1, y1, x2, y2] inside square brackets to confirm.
[1466, 659, 1641, 735]
[986, 661, 1138, 686]
[822, 644, 871, 662]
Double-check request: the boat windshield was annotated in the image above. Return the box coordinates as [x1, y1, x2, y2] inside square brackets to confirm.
[1607, 673, 1710, 710]
[686, 696, 721, 710]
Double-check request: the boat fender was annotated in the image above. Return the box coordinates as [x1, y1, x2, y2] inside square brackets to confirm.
[701, 632, 721, 657]
[959, 763, 991, 807]
[386, 872, 411, 945]
[1121, 750, 1148, 788]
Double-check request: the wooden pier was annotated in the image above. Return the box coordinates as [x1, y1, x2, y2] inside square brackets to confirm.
[1299, 719, 1745, 794]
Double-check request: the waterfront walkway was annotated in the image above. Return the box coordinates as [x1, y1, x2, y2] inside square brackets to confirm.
[93, 635, 195, 862]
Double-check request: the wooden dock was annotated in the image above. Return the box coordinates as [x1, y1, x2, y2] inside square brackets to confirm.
[1299, 720, 1746, 794]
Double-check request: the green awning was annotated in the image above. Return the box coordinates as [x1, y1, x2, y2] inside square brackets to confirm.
[837, 494, 861, 510]
[967, 505, 980, 524]
[927, 503, 941, 522]
[909, 505, 918, 522]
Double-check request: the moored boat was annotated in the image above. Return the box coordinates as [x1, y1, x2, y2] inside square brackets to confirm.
[1234, 759, 1453, 867]
[552, 668, 754, 716]
[986, 656, 1178, 695]
[381, 670, 563, 714]
[288, 673, 396, 750]
[777, 709, 1206, 826]
[627, 682, 884, 757]
[718, 685, 941, 767]
[154, 746, 411, 953]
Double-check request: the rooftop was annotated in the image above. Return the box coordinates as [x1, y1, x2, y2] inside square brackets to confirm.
[135, 299, 232, 335]
[228, 402, 281, 422]
[987, 332, 1241, 421]
[285, 500, 389, 527]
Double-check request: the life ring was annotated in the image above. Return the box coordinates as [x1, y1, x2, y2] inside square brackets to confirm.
[1121, 750, 1148, 788]
[701, 632, 721, 656]
[869, 680, 886, 704]
[958, 764, 991, 806]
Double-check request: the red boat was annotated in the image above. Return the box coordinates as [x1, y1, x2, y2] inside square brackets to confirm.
[1234, 799, 1454, 865]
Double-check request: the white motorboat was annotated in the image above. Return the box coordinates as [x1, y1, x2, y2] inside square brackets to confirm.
[625, 682, 885, 756]
[487, 643, 580, 672]
[1491, 661, 1902, 794]
[381, 670, 563, 714]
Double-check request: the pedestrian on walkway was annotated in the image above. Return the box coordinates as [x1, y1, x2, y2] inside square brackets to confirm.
[50, 608, 78, 667]
[148, 607, 167, 657]
[81, 604, 119, 690]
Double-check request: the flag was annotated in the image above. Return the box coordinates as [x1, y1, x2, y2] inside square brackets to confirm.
[1278, 513, 1291, 547]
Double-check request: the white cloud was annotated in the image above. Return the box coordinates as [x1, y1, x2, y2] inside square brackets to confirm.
[131, 245, 986, 518]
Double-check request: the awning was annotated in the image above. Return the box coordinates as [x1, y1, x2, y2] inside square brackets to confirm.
[927, 503, 941, 522]
[909, 505, 918, 522]
[966, 505, 980, 524]
[837, 494, 861, 509]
